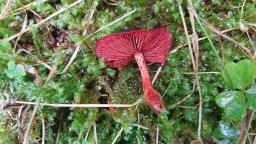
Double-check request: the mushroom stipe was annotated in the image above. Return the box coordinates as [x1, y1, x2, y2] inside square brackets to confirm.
[96, 28, 173, 113]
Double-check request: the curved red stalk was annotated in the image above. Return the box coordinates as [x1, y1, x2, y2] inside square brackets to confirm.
[134, 53, 164, 113]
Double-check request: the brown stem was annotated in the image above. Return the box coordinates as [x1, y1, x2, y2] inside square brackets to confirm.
[134, 53, 164, 113]
[237, 109, 254, 144]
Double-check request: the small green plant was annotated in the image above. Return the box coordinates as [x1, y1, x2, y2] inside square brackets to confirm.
[216, 59, 256, 121]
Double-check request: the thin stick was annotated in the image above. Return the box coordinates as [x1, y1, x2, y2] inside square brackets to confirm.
[162, 81, 172, 99]
[14, 0, 48, 15]
[23, 103, 39, 144]
[152, 65, 163, 84]
[177, 3, 201, 141]
[168, 0, 197, 116]
[237, 109, 254, 144]
[6, 0, 84, 42]
[245, 30, 256, 58]
[169, 93, 196, 110]
[111, 127, 124, 144]
[84, 126, 92, 141]
[41, 117, 45, 144]
[156, 126, 159, 144]
[187, 1, 203, 142]
[239, 0, 247, 23]
[170, 28, 237, 54]
[177, 1, 196, 75]
[14, 14, 28, 52]
[133, 124, 148, 130]
[183, 71, 220, 75]
[192, 11, 252, 57]
[61, 5, 97, 74]
[0, 0, 13, 20]
[93, 123, 98, 144]
[0, 99, 142, 108]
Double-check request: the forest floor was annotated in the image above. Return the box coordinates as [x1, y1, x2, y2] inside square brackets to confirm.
[0, 0, 256, 143]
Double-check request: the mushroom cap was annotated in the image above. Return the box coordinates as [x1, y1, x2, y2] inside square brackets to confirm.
[95, 28, 173, 68]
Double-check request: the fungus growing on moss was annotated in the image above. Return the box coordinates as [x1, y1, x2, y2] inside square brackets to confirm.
[96, 28, 173, 113]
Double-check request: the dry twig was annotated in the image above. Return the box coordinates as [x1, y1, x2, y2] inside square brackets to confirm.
[6, 0, 84, 42]
[0, 0, 13, 20]
[170, 28, 237, 54]
[237, 109, 254, 144]
[14, 0, 48, 15]
[187, 0, 203, 142]
[190, 8, 253, 58]
[61, 5, 97, 73]
[0, 99, 142, 108]
[111, 127, 124, 144]
[156, 126, 159, 144]
[93, 123, 98, 144]
[22, 103, 39, 144]
[41, 116, 45, 144]
[14, 14, 28, 51]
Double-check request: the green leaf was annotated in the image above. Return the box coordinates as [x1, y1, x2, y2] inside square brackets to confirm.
[245, 86, 256, 110]
[4, 60, 26, 79]
[222, 59, 256, 90]
[216, 91, 246, 121]
[213, 121, 240, 139]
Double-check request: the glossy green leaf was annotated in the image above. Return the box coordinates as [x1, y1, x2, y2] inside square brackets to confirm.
[213, 120, 240, 138]
[216, 91, 246, 121]
[245, 86, 256, 110]
[222, 59, 256, 90]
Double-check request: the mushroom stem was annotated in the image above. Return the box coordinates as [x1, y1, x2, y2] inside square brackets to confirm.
[134, 53, 165, 113]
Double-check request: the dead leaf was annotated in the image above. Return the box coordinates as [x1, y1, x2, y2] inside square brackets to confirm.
[24, 65, 43, 85]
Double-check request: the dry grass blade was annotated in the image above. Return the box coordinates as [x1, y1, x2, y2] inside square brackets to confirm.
[14, 0, 48, 15]
[183, 71, 220, 75]
[190, 9, 253, 57]
[111, 127, 124, 144]
[22, 103, 39, 144]
[0, 99, 142, 108]
[41, 117, 45, 144]
[45, 65, 57, 84]
[168, 88, 195, 110]
[6, 0, 84, 42]
[176, 0, 204, 142]
[170, 28, 237, 54]
[187, 0, 203, 142]
[61, 6, 97, 74]
[84, 126, 92, 141]
[156, 126, 159, 144]
[152, 65, 163, 84]
[0, 0, 13, 20]
[170, 0, 198, 113]
[93, 123, 98, 144]
[14, 14, 28, 51]
[24, 65, 43, 85]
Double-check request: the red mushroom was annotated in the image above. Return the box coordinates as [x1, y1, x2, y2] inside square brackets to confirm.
[96, 28, 173, 113]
